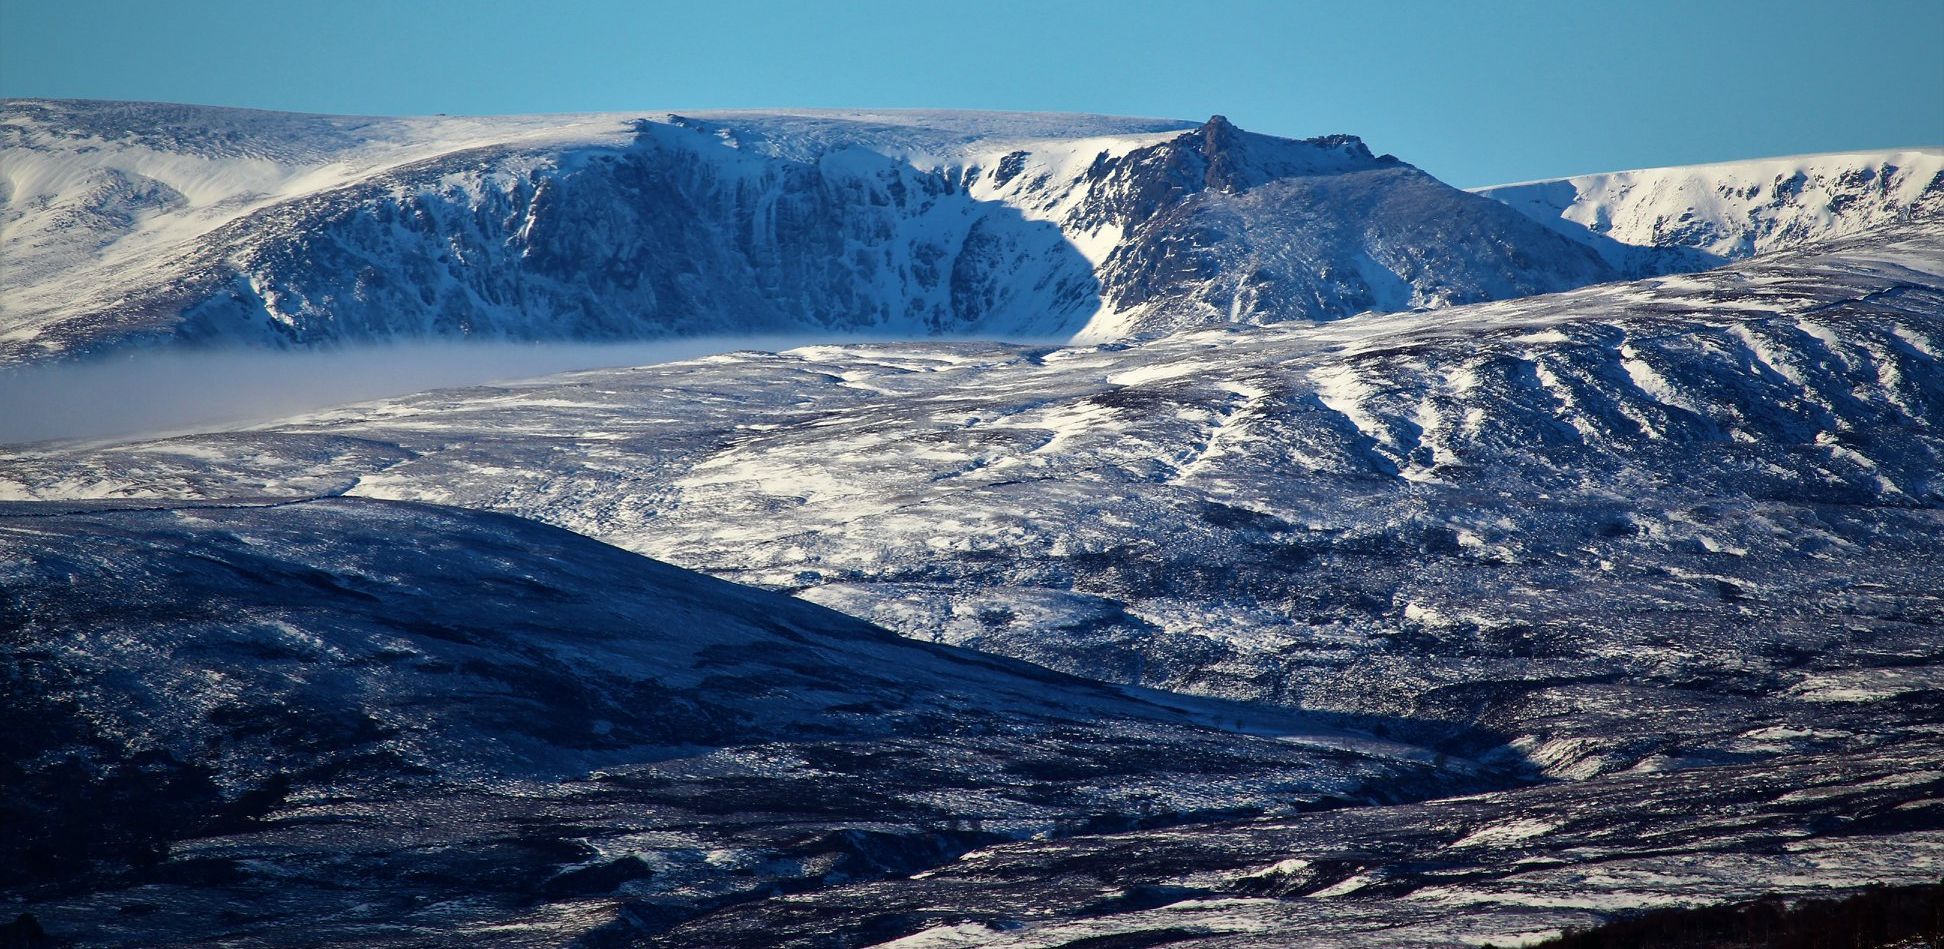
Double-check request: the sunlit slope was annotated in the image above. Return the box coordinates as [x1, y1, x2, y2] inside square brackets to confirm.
[1476, 147, 1944, 275]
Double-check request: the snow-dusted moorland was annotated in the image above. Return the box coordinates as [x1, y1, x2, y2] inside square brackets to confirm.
[2, 100, 1941, 947]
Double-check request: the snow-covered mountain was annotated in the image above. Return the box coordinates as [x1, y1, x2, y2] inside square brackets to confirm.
[1475, 147, 1944, 276]
[0, 99, 1616, 359]
[4, 213, 1939, 945]
[14, 212, 1935, 770]
[7, 98, 1944, 947]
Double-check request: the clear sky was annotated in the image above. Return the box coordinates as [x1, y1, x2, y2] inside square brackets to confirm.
[2, 0, 1939, 187]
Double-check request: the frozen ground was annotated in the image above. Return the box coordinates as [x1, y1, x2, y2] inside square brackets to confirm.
[3, 210, 1939, 944]
[4, 496, 1489, 946]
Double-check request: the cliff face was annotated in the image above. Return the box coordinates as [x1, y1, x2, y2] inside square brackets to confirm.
[2, 102, 1617, 359]
[163, 121, 1106, 349]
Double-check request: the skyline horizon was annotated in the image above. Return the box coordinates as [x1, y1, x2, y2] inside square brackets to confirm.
[6, 91, 1942, 190]
[4, 0, 1940, 189]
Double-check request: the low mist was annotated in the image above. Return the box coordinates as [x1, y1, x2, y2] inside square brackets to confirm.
[0, 337, 905, 447]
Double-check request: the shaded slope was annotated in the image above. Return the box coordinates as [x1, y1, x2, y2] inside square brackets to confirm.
[0, 495, 1466, 946]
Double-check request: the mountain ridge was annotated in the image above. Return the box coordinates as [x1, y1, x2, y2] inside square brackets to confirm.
[2, 99, 1613, 359]
[1474, 145, 1944, 276]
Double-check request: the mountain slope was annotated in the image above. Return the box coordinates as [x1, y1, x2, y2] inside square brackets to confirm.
[0, 495, 1461, 945]
[5, 214, 1936, 770]
[4, 216, 1940, 946]
[973, 114, 1618, 339]
[0, 100, 1616, 359]
[1475, 147, 1944, 276]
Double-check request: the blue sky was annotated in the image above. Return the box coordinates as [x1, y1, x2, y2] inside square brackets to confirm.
[2, 0, 1939, 187]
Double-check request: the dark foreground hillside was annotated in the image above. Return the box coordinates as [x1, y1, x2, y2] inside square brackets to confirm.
[1528, 882, 1944, 949]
